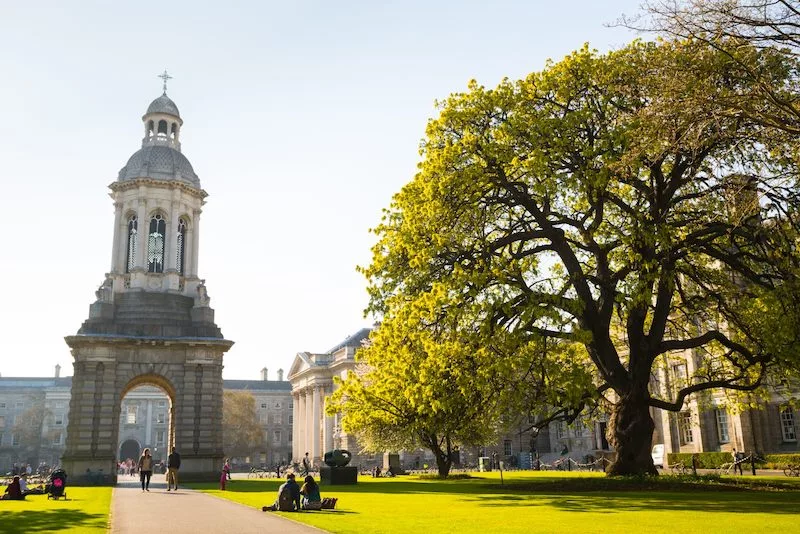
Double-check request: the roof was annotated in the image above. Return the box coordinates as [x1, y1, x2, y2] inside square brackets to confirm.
[117, 145, 199, 187]
[222, 380, 292, 391]
[326, 327, 372, 354]
[146, 94, 181, 118]
[0, 377, 72, 388]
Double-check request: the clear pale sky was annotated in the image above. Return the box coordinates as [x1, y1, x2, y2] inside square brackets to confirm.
[0, 1, 642, 380]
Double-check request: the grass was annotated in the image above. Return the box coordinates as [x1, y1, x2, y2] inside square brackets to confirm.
[0, 486, 112, 534]
[187, 471, 800, 534]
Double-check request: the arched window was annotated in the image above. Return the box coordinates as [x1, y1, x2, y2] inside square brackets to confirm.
[126, 215, 137, 273]
[170, 122, 178, 140]
[147, 214, 166, 273]
[147, 120, 154, 137]
[158, 119, 168, 136]
[176, 218, 187, 275]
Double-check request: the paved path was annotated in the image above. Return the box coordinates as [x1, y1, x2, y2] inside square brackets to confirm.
[111, 474, 324, 534]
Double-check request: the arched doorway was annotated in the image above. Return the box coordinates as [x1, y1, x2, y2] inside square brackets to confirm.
[119, 439, 140, 462]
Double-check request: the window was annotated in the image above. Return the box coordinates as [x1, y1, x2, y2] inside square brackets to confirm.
[273, 413, 282, 425]
[126, 215, 138, 272]
[12, 434, 20, 447]
[147, 214, 166, 273]
[503, 440, 512, 456]
[158, 400, 167, 408]
[52, 432, 62, 446]
[54, 413, 64, 426]
[781, 407, 797, 442]
[156, 431, 165, 446]
[289, 401, 293, 410]
[0, 432, 3, 445]
[273, 430, 281, 444]
[0, 402, 5, 409]
[0, 416, 4, 427]
[679, 411, 693, 444]
[176, 218, 187, 274]
[261, 403, 267, 409]
[15, 402, 24, 410]
[126, 406, 137, 425]
[715, 409, 730, 443]
[556, 422, 566, 439]
[156, 413, 166, 424]
[288, 414, 293, 425]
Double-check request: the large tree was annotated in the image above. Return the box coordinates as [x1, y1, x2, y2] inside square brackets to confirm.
[361, 40, 800, 476]
[222, 390, 266, 461]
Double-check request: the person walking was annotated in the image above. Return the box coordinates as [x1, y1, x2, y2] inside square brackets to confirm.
[138, 448, 153, 492]
[732, 448, 744, 475]
[167, 446, 181, 491]
[301, 452, 311, 476]
[220, 458, 231, 490]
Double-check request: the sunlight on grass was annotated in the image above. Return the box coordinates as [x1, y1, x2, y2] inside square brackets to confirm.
[188, 471, 800, 534]
[0, 486, 112, 534]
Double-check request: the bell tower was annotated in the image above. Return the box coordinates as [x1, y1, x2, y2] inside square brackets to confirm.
[62, 76, 233, 484]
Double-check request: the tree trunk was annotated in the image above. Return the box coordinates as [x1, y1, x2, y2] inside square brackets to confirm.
[606, 388, 658, 476]
[423, 434, 453, 477]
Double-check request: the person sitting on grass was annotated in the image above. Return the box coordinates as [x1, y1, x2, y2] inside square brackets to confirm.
[1, 476, 24, 500]
[263, 473, 301, 512]
[300, 475, 322, 510]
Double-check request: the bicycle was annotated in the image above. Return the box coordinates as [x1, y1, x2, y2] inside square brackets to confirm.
[248, 467, 269, 479]
[668, 462, 687, 475]
[784, 464, 800, 477]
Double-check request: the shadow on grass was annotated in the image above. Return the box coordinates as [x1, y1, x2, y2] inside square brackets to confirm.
[468, 491, 800, 515]
[0, 509, 107, 533]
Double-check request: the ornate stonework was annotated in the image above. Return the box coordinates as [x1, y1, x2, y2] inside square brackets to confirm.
[61, 89, 233, 484]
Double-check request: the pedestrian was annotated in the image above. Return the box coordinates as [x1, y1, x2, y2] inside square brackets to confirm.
[167, 446, 181, 491]
[220, 458, 231, 490]
[138, 448, 153, 492]
[732, 448, 744, 475]
[302, 452, 311, 476]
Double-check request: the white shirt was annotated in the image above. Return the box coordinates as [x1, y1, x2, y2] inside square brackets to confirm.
[19, 478, 28, 492]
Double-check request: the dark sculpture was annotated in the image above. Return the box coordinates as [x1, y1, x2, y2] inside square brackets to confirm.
[324, 449, 352, 467]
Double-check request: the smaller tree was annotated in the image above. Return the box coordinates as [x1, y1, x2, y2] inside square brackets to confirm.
[327, 294, 552, 477]
[12, 395, 49, 465]
[222, 391, 265, 462]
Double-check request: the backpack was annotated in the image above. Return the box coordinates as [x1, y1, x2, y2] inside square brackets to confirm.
[277, 483, 295, 511]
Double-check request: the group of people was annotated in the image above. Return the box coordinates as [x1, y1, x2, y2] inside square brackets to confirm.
[1, 472, 46, 500]
[263, 473, 322, 512]
[135, 446, 181, 492]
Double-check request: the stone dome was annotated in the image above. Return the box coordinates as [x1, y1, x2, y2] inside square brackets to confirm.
[118, 145, 199, 187]
[146, 94, 181, 118]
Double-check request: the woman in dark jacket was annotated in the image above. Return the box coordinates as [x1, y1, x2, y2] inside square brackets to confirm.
[2, 476, 24, 500]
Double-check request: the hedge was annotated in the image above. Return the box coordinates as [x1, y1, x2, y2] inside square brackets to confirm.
[667, 452, 800, 469]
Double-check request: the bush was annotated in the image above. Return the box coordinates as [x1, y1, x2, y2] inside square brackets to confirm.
[666, 452, 800, 469]
[417, 473, 475, 480]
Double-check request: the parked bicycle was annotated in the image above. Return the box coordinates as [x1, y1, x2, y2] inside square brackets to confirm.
[668, 461, 688, 475]
[248, 467, 270, 479]
[784, 464, 800, 477]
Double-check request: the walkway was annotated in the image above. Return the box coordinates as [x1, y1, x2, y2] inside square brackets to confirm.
[111, 474, 324, 534]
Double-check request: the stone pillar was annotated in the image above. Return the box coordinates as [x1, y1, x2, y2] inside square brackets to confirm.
[136, 198, 148, 270]
[191, 210, 201, 276]
[323, 386, 334, 455]
[298, 390, 307, 459]
[110, 202, 123, 272]
[292, 392, 300, 461]
[312, 386, 321, 464]
[167, 201, 180, 272]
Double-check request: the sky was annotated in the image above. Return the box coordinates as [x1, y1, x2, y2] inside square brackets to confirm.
[0, 0, 644, 380]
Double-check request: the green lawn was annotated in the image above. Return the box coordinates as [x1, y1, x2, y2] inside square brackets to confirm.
[188, 472, 800, 534]
[0, 486, 112, 534]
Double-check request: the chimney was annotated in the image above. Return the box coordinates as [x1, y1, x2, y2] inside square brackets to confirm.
[277, 369, 284, 381]
[55, 364, 61, 378]
[261, 367, 268, 381]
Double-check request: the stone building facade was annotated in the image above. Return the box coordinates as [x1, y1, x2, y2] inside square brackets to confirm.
[0, 369, 293, 473]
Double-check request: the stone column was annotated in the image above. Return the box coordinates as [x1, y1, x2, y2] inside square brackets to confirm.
[136, 198, 148, 269]
[312, 386, 321, 463]
[167, 201, 179, 271]
[298, 390, 307, 458]
[191, 209, 201, 276]
[323, 386, 334, 454]
[292, 392, 300, 461]
[110, 202, 123, 272]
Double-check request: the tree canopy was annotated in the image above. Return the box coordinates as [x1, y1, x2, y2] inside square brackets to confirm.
[222, 390, 265, 460]
[357, 39, 800, 475]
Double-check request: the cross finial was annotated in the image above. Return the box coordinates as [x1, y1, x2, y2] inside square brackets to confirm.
[157, 69, 173, 95]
